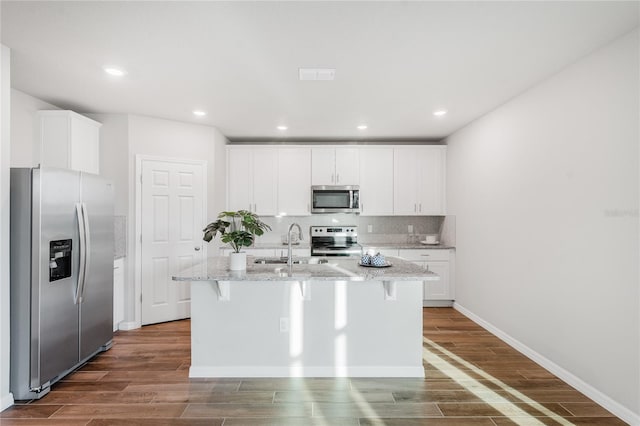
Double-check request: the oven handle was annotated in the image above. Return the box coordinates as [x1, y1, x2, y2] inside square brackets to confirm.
[312, 248, 362, 255]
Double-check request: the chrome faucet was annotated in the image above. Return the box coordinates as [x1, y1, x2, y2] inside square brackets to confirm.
[287, 223, 303, 266]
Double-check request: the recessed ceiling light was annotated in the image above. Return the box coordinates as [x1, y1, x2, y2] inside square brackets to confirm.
[193, 110, 206, 117]
[277, 125, 288, 131]
[433, 109, 448, 117]
[357, 125, 368, 130]
[103, 66, 127, 77]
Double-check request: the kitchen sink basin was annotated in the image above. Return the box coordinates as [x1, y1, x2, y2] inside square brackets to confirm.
[254, 257, 329, 265]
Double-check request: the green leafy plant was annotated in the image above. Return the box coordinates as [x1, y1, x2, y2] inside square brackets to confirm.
[202, 210, 271, 253]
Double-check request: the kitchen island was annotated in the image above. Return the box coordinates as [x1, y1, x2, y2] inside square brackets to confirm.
[173, 256, 437, 378]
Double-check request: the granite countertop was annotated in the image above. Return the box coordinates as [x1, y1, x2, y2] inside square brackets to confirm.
[173, 256, 439, 282]
[360, 243, 455, 250]
[222, 242, 454, 250]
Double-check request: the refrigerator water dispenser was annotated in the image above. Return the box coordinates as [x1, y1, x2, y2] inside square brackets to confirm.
[49, 239, 72, 282]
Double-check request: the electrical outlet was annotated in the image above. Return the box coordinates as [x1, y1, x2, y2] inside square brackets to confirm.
[367, 224, 373, 233]
[279, 317, 289, 333]
[408, 225, 414, 233]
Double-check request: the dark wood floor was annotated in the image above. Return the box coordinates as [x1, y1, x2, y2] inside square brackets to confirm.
[2, 308, 626, 425]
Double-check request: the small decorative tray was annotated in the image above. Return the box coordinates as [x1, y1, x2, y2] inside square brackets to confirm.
[358, 261, 392, 268]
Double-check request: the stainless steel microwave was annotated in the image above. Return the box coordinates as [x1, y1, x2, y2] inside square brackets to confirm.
[311, 185, 360, 214]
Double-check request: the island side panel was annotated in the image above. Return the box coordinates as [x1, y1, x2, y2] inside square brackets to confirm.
[190, 280, 424, 378]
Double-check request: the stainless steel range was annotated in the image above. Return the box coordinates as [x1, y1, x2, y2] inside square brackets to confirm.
[310, 226, 361, 256]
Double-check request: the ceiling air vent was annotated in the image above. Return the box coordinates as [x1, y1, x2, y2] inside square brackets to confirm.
[298, 68, 336, 81]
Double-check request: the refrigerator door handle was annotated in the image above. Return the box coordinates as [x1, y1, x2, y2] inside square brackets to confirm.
[75, 203, 87, 304]
[80, 203, 91, 302]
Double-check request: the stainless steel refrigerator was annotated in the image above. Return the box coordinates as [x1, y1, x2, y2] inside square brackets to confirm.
[10, 167, 114, 400]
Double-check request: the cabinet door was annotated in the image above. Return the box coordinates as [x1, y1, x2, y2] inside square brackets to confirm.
[311, 147, 336, 185]
[70, 117, 100, 174]
[424, 261, 450, 300]
[252, 148, 278, 216]
[359, 148, 393, 215]
[278, 147, 311, 215]
[39, 111, 101, 174]
[227, 147, 252, 211]
[40, 114, 70, 169]
[393, 148, 420, 215]
[334, 148, 359, 185]
[417, 147, 446, 215]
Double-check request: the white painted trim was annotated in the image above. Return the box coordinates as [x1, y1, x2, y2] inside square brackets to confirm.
[423, 300, 453, 307]
[117, 321, 139, 331]
[189, 366, 425, 378]
[134, 155, 207, 328]
[454, 302, 640, 426]
[1, 393, 14, 412]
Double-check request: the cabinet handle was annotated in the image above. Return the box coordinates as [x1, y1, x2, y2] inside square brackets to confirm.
[419, 203, 422, 213]
[414, 204, 417, 213]
[254, 203, 257, 212]
[331, 174, 335, 183]
[195, 247, 201, 251]
[307, 203, 310, 213]
[421, 254, 430, 257]
[336, 173, 340, 183]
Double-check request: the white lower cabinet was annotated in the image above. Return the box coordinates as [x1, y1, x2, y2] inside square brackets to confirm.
[397, 249, 454, 306]
[113, 258, 125, 331]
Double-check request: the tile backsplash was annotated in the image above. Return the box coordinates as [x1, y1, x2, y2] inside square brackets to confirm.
[258, 215, 449, 245]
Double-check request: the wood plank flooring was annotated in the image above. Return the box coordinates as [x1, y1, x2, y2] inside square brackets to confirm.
[2, 308, 627, 425]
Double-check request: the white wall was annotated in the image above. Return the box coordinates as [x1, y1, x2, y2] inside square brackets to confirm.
[446, 29, 639, 423]
[88, 113, 129, 216]
[10, 89, 59, 167]
[0, 44, 14, 411]
[126, 114, 228, 327]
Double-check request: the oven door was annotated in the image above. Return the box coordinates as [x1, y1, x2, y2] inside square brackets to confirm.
[311, 245, 363, 257]
[311, 185, 360, 214]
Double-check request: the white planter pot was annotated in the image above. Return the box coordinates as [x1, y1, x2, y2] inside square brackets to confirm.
[229, 251, 247, 271]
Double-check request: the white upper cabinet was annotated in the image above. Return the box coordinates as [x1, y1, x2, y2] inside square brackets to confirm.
[37, 110, 101, 174]
[359, 147, 394, 215]
[227, 144, 445, 217]
[227, 147, 278, 216]
[311, 147, 359, 185]
[394, 146, 446, 215]
[278, 147, 311, 216]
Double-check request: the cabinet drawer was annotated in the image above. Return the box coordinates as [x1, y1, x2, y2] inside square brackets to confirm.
[398, 249, 450, 262]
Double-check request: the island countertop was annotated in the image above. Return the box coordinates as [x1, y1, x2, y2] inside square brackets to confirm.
[173, 256, 439, 282]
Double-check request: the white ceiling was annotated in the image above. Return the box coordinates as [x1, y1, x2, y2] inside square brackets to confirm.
[1, 1, 638, 141]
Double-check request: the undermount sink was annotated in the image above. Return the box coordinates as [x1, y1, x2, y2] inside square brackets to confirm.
[254, 257, 329, 265]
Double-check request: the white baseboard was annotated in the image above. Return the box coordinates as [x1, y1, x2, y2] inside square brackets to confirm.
[1, 392, 14, 412]
[117, 321, 140, 331]
[423, 300, 453, 307]
[453, 302, 640, 426]
[189, 366, 425, 378]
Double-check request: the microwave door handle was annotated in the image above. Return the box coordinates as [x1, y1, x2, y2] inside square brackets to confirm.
[349, 191, 354, 208]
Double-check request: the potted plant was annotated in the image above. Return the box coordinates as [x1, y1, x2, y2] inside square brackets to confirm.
[202, 210, 271, 270]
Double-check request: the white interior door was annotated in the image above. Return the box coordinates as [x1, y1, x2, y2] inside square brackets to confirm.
[141, 159, 205, 325]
